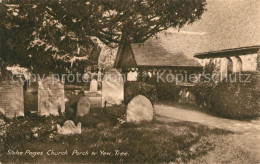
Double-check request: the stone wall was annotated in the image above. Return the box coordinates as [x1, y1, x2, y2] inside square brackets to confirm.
[240, 53, 258, 71]
[197, 53, 259, 77]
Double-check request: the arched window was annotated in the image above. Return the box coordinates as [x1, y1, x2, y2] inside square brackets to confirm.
[227, 57, 233, 74]
[235, 56, 242, 72]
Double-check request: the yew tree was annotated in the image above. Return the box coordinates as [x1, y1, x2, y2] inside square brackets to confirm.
[0, 0, 206, 74]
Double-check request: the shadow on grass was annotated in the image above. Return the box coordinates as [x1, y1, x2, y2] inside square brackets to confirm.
[2, 106, 232, 163]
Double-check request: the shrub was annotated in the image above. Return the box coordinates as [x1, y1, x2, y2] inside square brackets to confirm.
[147, 76, 180, 102]
[124, 81, 157, 105]
[193, 82, 216, 107]
[210, 71, 260, 119]
[193, 62, 218, 107]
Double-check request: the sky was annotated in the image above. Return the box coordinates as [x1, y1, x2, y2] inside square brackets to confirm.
[157, 0, 260, 57]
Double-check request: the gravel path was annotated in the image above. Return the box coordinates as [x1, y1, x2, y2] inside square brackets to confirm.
[155, 104, 260, 163]
[154, 104, 260, 134]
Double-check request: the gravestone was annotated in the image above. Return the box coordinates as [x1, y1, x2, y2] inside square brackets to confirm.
[90, 79, 98, 92]
[0, 80, 24, 118]
[102, 69, 124, 107]
[57, 120, 81, 134]
[127, 71, 138, 81]
[77, 96, 91, 117]
[126, 95, 153, 123]
[38, 76, 65, 116]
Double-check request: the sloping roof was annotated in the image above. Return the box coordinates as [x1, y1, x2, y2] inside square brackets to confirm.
[114, 0, 259, 68]
[157, 0, 260, 56]
[194, 45, 260, 59]
[114, 38, 202, 68]
[131, 39, 202, 67]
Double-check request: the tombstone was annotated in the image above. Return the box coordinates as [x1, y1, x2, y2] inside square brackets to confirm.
[57, 120, 81, 134]
[0, 80, 24, 118]
[102, 69, 124, 107]
[126, 95, 153, 123]
[77, 96, 91, 117]
[90, 79, 98, 92]
[127, 71, 138, 81]
[38, 76, 65, 116]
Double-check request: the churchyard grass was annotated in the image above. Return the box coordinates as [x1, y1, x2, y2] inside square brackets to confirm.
[1, 106, 232, 163]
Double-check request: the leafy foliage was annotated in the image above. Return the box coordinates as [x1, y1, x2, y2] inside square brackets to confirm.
[147, 76, 180, 102]
[0, 0, 206, 74]
[193, 62, 218, 107]
[124, 81, 157, 105]
[0, 1, 101, 75]
[210, 72, 260, 119]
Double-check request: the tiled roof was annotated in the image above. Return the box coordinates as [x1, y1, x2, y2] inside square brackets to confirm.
[131, 39, 202, 67]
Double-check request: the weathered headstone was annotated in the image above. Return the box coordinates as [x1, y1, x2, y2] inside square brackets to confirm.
[57, 120, 81, 134]
[127, 71, 138, 81]
[0, 80, 24, 118]
[38, 76, 65, 116]
[90, 79, 98, 92]
[102, 69, 124, 107]
[126, 95, 153, 123]
[77, 96, 91, 117]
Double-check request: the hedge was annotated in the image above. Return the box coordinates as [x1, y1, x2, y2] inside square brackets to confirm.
[210, 71, 260, 119]
[193, 61, 218, 108]
[147, 76, 180, 102]
[124, 81, 157, 105]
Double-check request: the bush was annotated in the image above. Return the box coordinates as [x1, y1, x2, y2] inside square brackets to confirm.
[124, 81, 157, 105]
[147, 76, 180, 102]
[193, 82, 216, 108]
[193, 62, 218, 107]
[210, 71, 260, 119]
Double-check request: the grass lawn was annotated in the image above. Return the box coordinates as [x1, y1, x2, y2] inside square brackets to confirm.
[1, 107, 232, 163]
[190, 133, 260, 163]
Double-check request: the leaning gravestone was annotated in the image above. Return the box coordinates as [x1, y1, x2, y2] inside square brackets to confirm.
[102, 69, 124, 107]
[0, 80, 24, 118]
[77, 96, 91, 117]
[90, 79, 98, 92]
[38, 76, 65, 116]
[126, 95, 153, 123]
